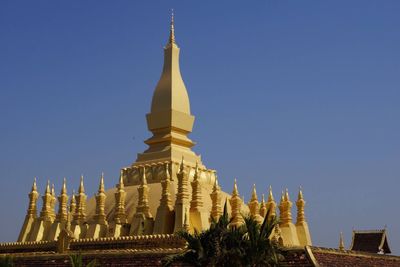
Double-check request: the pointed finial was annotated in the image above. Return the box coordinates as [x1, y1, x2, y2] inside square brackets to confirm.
[168, 8, 175, 44]
[339, 232, 345, 251]
[285, 188, 290, 201]
[268, 185, 274, 201]
[280, 190, 285, 203]
[118, 169, 125, 189]
[71, 190, 76, 203]
[251, 184, 258, 201]
[51, 183, 55, 196]
[99, 173, 105, 192]
[45, 180, 51, 194]
[32, 177, 37, 192]
[232, 178, 239, 195]
[261, 194, 265, 204]
[298, 186, 304, 200]
[78, 175, 85, 194]
[61, 178, 67, 194]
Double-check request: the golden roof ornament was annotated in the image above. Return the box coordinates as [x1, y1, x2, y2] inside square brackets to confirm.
[296, 186, 306, 224]
[268, 185, 274, 202]
[61, 177, 67, 195]
[32, 177, 37, 192]
[114, 170, 127, 224]
[229, 179, 244, 228]
[78, 175, 85, 194]
[40, 180, 53, 221]
[248, 184, 263, 224]
[74, 176, 87, 224]
[267, 186, 277, 220]
[26, 177, 39, 219]
[168, 9, 175, 45]
[339, 232, 345, 251]
[56, 178, 69, 222]
[260, 194, 267, 218]
[94, 173, 107, 224]
[285, 188, 290, 201]
[45, 180, 51, 194]
[298, 186, 304, 200]
[99, 172, 105, 193]
[160, 164, 173, 207]
[232, 178, 239, 196]
[210, 175, 222, 221]
[70, 190, 76, 211]
[280, 190, 285, 203]
[190, 162, 203, 211]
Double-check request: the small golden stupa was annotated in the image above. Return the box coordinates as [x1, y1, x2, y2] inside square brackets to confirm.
[16, 13, 311, 248]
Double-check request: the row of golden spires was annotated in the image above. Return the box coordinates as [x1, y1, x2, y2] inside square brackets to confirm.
[25, 162, 307, 232]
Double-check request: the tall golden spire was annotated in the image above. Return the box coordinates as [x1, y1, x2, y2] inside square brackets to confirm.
[61, 177, 67, 194]
[94, 173, 107, 224]
[50, 183, 57, 220]
[18, 177, 40, 242]
[69, 189, 76, 223]
[136, 11, 200, 166]
[40, 180, 53, 221]
[229, 179, 243, 228]
[160, 163, 173, 208]
[70, 190, 76, 213]
[32, 177, 37, 191]
[130, 167, 154, 235]
[26, 178, 39, 218]
[279, 189, 293, 226]
[136, 167, 152, 218]
[74, 176, 87, 224]
[267, 186, 277, 220]
[268, 185, 275, 202]
[99, 172, 105, 192]
[210, 175, 222, 221]
[232, 178, 239, 196]
[154, 163, 174, 234]
[56, 178, 69, 222]
[175, 158, 190, 205]
[174, 157, 191, 232]
[78, 175, 85, 194]
[190, 162, 203, 211]
[296, 187, 306, 225]
[248, 184, 263, 224]
[114, 170, 127, 224]
[260, 194, 267, 218]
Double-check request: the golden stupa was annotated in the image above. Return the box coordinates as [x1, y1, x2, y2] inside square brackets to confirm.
[16, 13, 311, 248]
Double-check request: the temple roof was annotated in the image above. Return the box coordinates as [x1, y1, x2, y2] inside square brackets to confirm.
[350, 229, 391, 254]
[3, 245, 400, 267]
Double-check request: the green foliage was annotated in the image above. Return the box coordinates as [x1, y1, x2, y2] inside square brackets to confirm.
[162, 202, 282, 267]
[69, 253, 96, 267]
[0, 255, 13, 267]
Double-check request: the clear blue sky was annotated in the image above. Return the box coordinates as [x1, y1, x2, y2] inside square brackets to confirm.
[0, 1, 399, 253]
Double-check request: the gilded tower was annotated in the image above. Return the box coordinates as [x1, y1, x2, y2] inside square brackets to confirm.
[122, 12, 217, 188]
[16, 14, 311, 248]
